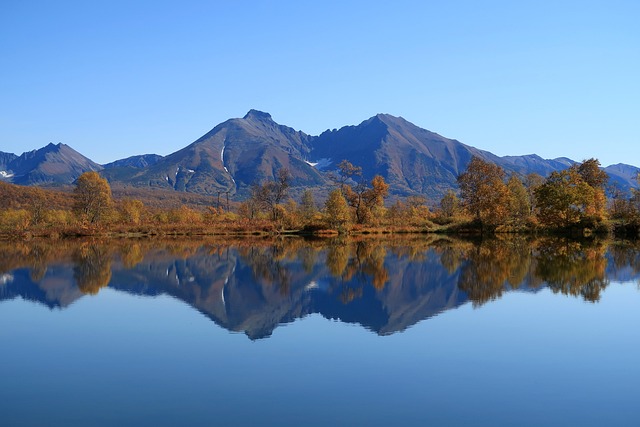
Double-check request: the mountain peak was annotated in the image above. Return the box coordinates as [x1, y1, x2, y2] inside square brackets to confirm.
[43, 142, 67, 152]
[243, 109, 273, 121]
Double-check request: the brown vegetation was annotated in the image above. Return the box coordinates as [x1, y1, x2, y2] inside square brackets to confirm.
[1, 159, 640, 239]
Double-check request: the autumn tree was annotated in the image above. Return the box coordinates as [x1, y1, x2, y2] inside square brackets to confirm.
[524, 173, 545, 215]
[336, 159, 362, 191]
[576, 158, 608, 190]
[324, 188, 351, 232]
[299, 189, 317, 224]
[119, 199, 145, 225]
[534, 165, 606, 229]
[238, 183, 263, 220]
[333, 160, 389, 225]
[256, 168, 291, 221]
[439, 190, 460, 219]
[507, 175, 530, 226]
[73, 171, 113, 224]
[631, 174, 640, 214]
[29, 186, 47, 225]
[457, 157, 510, 228]
[386, 196, 431, 227]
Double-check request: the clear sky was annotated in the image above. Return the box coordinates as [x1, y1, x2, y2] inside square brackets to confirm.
[1, 0, 638, 166]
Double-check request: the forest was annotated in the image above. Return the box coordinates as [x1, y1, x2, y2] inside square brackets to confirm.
[1, 157, 640, 239]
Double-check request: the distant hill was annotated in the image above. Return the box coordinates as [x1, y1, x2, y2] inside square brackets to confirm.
[0, 143, 102, 185]
[0, 151, 18, 171]
[103, 154, 163, 169]
[603, 163, 640, 194]
[4, 111, 639, 200]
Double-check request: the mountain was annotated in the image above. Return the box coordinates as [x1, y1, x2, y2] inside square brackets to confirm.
[103, 154, 163, 169]
[5, 111, 639, 198]
[101, 110, 326, 196]
[604, 163, 640, 194]
[310, 114, 505, 198]
[0, 151, 18, 179]
[308, 114, 594, 199]
[0, 143, 102, 185]
[498, 154, 576, 177]
[0, 151, 17, 168]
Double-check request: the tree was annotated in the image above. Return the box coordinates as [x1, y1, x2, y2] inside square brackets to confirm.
[524, 173, 544, 215]
[73, 172, 113, 224]
[440, 190, 460, 219]
[324, 189, 351, 232]
[576, 158, 608, 190]
[29, 186, 47, 225]
[507, 175, 530, 226]
[256, 168, 291, 221]
[534, 167, 605, 229]
[632, 188, 640, 215]
[299, 189, 317, 224]
[238, 183, 262, 220]
[457, 157, 510, 228]
[337, 161, 389, 225]
[119, 199, 145, 225]
[336, 160, 362, 191]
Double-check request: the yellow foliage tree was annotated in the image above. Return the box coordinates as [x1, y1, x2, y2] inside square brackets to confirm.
[73, 171, 113, 224]
[457, 157, 510, 228]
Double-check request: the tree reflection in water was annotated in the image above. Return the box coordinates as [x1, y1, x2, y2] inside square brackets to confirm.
[1, 236, 638, 337]
[73, 244, 113, 295]
[457, 237, 534, 306]
[534, 238, 609, 302]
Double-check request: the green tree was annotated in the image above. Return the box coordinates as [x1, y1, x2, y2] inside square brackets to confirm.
[73, 171, 113, 224]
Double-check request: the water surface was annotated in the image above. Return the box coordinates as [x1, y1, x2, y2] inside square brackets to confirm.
[1, 236, 638, 426]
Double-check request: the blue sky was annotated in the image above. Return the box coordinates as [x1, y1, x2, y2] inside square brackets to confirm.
[1, 0, 638, 166]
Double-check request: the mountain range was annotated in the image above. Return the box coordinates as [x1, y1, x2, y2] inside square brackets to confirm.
[1, 110, 638, 201]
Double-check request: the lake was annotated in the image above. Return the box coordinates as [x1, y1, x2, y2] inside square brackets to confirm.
[1, 236, 639, 426]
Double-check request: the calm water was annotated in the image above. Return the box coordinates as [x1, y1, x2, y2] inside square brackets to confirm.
[0, 236, 639, 426]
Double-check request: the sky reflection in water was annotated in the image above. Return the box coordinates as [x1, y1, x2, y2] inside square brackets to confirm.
[0, 236, 638, 426]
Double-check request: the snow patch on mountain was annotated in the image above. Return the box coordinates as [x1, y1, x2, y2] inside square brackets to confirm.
[305, 158, 332, 170]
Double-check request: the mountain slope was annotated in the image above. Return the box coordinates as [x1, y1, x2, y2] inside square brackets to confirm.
[0, 143, 102, 185]
[103, 110, 327, 196]
[103, 154, 163, 169]
[6, 111, 639, 199]
[604, 163, 640, 194]
[311, 114, 506, 199]
[0, 151, 18, 179]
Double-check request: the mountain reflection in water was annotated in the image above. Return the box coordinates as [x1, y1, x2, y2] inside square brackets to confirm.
[1, 236, 639, 339]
